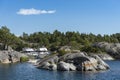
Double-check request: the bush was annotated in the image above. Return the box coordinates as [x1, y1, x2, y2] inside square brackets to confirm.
[20, 56, 29, 62]
[58, 50, 68, 56]
[80, 45, 106, 53]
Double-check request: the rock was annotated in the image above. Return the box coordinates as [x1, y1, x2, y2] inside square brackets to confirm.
[97, 65, 106, 70]
[39, 62, 51, 70]
[0, 50, 28, 63]
[37, 52, 109, 71]
[60, 52, 85, 61]
[28, 59, 39, 65]
[0, 52, 9, 63]
[69, 63, 76, 71]
[93, 42, 120, 54]
[83, 61, 95, 71]
[97, 54, 114, 60]
[37, 54, 59, 70]
[93, 42, 109, 48]
[84, 58, 98, 71]
[92, 55, 110, 70]
[1, 59, 10, 63]
[73, 56, 98, 71]
[57, 61, 70, 71]
[93, 42, 120, 59]
[39, 55, 59, 64]
[38, 62, 57, 70]
[48, 56, 59, 64]
[49, 63, 57, 70]
[8, 46, 13, 51]
[59, 46, 71, 52]
[57, 61, 76, 71]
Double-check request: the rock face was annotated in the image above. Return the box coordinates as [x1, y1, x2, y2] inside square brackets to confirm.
[0, 51, 27, 63]
[97, 54, 114, 60]
[37, 52, 109, 71]
[57, 61, 76, 71]
[93, 42, 120, 59]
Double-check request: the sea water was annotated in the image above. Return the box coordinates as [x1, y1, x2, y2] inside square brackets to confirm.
[0, 60, 120, 80]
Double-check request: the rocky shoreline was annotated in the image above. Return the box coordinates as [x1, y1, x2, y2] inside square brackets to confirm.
[0, 42, 116, 72]
[0, 50, 28, 63]
[93, 42, 120, 59]
[36, 52, 110, 71]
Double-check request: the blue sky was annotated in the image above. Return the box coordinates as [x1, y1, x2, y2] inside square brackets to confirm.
[0, 0, 120, 35]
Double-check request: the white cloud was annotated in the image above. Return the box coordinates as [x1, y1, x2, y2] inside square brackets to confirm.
[17, 8, 56, 15]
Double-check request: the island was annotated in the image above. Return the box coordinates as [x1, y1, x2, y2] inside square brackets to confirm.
[1, 26, 120, 72]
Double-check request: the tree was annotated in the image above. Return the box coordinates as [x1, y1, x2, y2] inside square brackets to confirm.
[22, 32, 29, 41]
[0, 26, 18, 50]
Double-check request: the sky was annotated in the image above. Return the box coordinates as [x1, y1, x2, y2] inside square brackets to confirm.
[0, 0, 120, 35]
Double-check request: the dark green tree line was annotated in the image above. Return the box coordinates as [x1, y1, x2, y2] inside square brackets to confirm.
[1, 26, 120, 52]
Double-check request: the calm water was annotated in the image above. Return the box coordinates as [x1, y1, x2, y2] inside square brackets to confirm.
[0, 61, 120, 80]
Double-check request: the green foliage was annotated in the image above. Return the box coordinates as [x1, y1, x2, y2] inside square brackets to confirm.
[58, 50, 68, 56]
[0, 26, 22, 50]
[20, 56, 29, 62]
[80, 45, 106, 53]
[51, 52, 58, 55]
[1, 26, 120, 53]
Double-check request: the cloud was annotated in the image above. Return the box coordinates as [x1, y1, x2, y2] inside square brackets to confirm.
[17, 8, 56, 15]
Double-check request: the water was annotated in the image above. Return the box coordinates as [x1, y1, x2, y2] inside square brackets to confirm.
[0, 61, 120, 80]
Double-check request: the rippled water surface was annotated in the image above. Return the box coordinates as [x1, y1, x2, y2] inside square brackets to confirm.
[0, 60, 120, 80]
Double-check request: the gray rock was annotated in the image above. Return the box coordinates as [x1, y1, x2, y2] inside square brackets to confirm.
[97, 54, 114, 60]
[0, 51, 28, 63]
[57, 61, 70, 71]
[37, 54, 59, 70]
[92, 42, 120, 59]
[37, 54, 59, 65]
[0, 59, 10, 63]
[60, 52, 85, 62]
[57, 61, 76, 71]
[97, 64, 106, 70]
[69, 63, 76, 71]
[93, 42, 120, 55]
[37, 52, 109, 71]
[49, 63, 57, 70]
[38, 61, 57, 70]
[74, 56, 98, 71]
[39, 62, 51, 70]
[59, 46, 71, 52]
[92, 55, 110, 70]
[83, 61, 95, 71]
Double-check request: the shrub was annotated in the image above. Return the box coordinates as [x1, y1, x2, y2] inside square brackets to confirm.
[58, 50, 68, 56]
[20, 56, 29, 62]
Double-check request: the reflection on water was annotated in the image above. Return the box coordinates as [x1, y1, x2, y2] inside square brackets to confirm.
[0, 61, 120, 80]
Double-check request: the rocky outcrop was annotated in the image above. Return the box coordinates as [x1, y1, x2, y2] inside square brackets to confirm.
[93, 42, 120, 59]
[89, 53, 114, 60]
[92, 55, 109, 70]
[37, 52, 109, 71]
[97, 54, 114, 60]
[0, 51, 27, 63]
[93, 42, 120, 54]
[57, 61, 76, 71]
